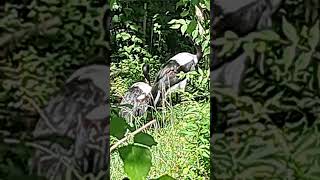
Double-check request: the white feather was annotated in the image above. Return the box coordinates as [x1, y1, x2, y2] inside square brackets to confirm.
[66, 65, 108, 94]
[137, 94, 146, 100]
[132, 82, 152, 94]
[170, 52, 198, 65]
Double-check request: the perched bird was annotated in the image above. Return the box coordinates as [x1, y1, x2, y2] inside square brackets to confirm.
[119, 64, 153, 123]
[30, 64, 109, 180]
[151, 45, 203, 106]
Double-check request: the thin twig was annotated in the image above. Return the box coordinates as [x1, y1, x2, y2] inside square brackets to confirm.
[110, 119, 156, 152]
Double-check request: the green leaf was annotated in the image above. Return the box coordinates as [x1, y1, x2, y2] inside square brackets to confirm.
[257, 30, 281, 41]
[176, 19, 186, 24]
[181, 23, 188, 35]
[170, 24, 181, 29]
[282, 45, 296, 72]
[295, 52, 312, 72]
[186, 20, 197, 34]
[192, 28, 199, 39]
[117, 32, 131, 41]
[119, 145, 152, 180]
[134, 133, 158, 147]
[109, 0, 117, 9]
[282, 17, 299, 44]
[191, 0, 199, 5]
[180, 10, 189, 17]
[168, 19, 176, 24]
[110, 114, 128, 139]
[308, 20, 319, 50]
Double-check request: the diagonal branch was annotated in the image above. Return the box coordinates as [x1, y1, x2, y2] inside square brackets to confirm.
[110, 119, 156, 152]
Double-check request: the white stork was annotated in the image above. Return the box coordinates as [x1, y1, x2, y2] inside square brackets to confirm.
[120, 64, 153, 123]
[151, 45, 203, 106]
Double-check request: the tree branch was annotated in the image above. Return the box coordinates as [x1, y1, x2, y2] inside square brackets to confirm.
[110, 119, 156, 152]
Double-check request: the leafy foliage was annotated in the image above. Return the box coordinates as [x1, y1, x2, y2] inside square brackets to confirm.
[0, 0, 108, 178]
[110, 0, 210, 179]
[213, 0, 320, 178]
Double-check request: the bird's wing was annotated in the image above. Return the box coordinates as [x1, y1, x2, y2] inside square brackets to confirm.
[155, 61, 179, 82]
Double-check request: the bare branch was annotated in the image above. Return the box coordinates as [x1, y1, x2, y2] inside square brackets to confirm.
[110, 119, 156, 152]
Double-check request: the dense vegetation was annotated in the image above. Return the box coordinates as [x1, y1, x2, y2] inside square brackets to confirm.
[0, 0, 109, 179]
[213, 0, 320, 179]
[109, 0, 210, 179]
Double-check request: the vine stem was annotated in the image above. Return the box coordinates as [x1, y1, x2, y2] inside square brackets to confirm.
[110, 119, 156, 152]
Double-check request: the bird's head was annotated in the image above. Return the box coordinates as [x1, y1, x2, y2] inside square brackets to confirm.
[142, 64, 151, 84]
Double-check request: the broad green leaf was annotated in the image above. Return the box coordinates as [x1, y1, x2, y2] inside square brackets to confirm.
[110, 114, 128, 139]
[134, 132, 158, 147]
[191, 0, 199, 5]
[186, 20, 197, 34]
[308, 20, 319, 50]
[282, 17, 299, 44]
[119, 145, 152, 180]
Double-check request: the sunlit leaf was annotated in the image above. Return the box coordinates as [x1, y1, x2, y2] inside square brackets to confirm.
[134, 132, 158, 147]
[119, 145, 152, 180]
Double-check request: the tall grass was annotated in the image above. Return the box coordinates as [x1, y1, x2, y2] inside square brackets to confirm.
[110, 92, 210, 179]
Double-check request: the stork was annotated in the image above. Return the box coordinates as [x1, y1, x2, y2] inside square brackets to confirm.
[119, 64, 153, 124]
[151, 45, 203, 107]
[30, 64, 109, 179]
